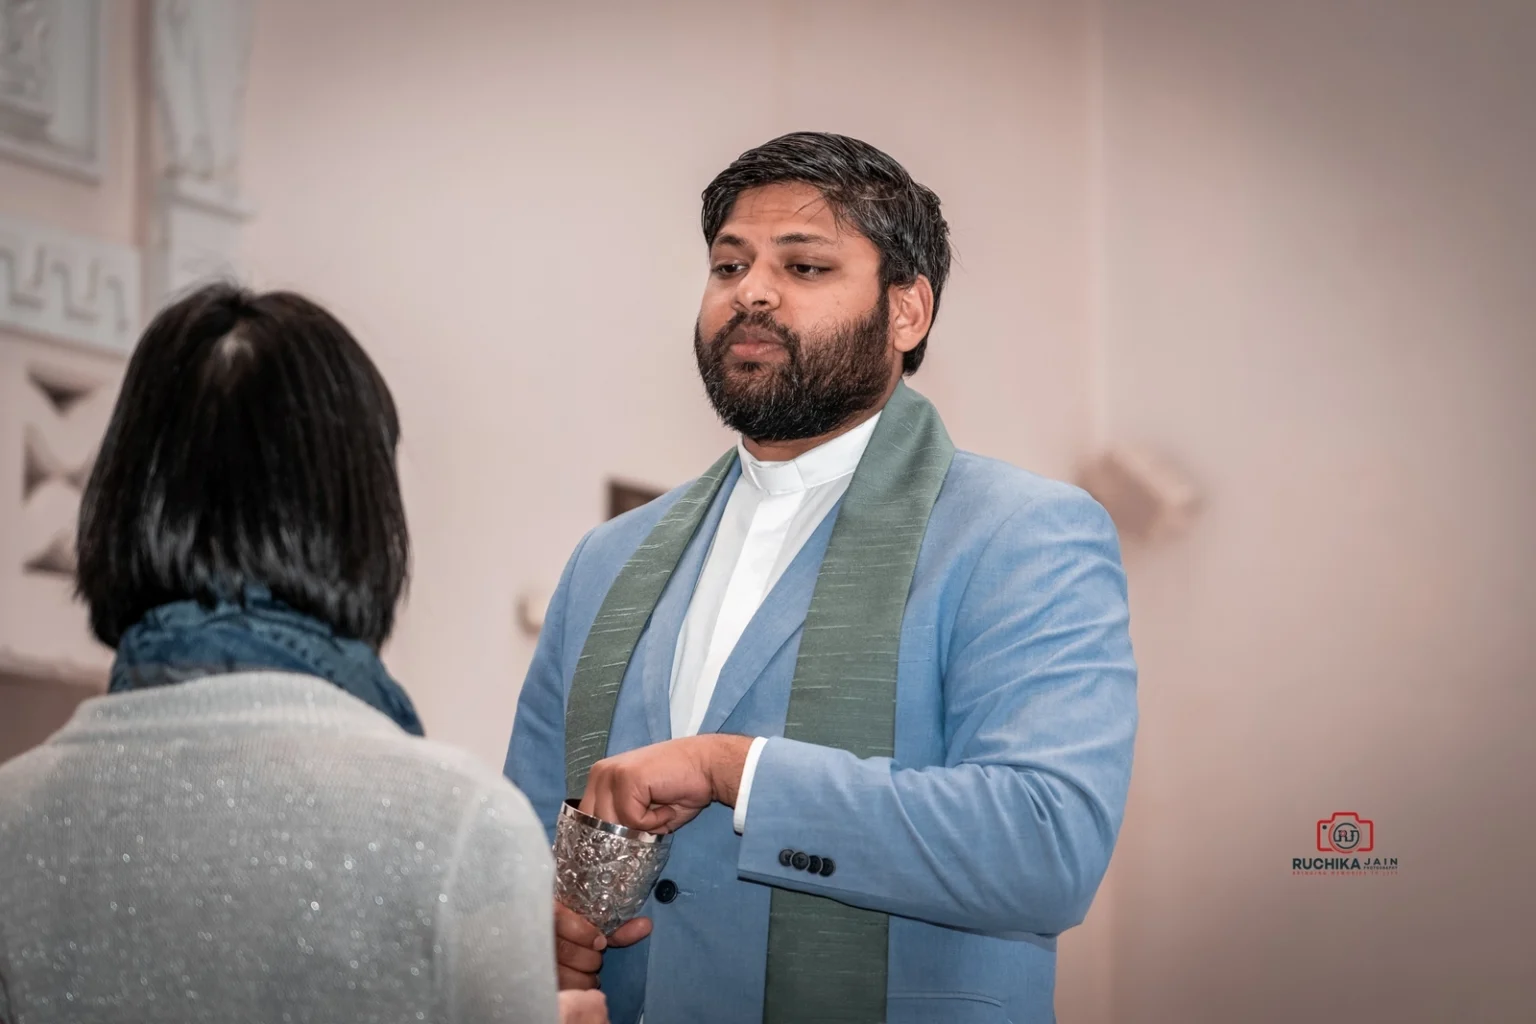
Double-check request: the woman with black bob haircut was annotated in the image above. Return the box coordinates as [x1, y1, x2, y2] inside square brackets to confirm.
[0, 283, 603, 1024]
[78, 282, 418, 713]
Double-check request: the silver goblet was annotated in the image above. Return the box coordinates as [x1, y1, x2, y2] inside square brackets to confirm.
[553, 799, 673, 936]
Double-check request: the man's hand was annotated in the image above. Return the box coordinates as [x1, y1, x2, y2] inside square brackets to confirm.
[554, 899, 651, 991]
[559, 989, 609, 1024]
[579, 735, 753, 834]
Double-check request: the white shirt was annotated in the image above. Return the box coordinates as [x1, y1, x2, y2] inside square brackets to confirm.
[668, 411, 881, 833]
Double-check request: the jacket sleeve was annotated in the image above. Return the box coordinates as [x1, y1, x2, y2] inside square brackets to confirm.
[736, 487, 1138, 936]
[503, 532, 592, 843]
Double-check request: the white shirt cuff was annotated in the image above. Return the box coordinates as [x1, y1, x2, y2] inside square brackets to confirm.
[732, 736, 770, 834]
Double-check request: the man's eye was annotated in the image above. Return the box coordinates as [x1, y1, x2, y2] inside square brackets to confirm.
[712, 262, 746, 277]
[790, 264, 827, 277]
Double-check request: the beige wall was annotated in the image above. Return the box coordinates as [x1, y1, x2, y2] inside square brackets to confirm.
[1098, 1, 1536, 1020]
[239, 0, 1097, 767]
[0, 0, 144, 246]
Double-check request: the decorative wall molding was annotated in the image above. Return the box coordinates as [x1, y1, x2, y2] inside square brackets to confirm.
[0, 211, 141, 356]
[0, 336, 118, 687]
[153, 0, 253, 214]
[0, 0, 104, 181]
[147, 0, 254, 305]
[0, 0, 260, 699]
[0, 0, 53, 123]
[16, 361, 110, 580]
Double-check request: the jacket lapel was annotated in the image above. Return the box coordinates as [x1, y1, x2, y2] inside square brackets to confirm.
[695, 499, 842, 737]
[636, 462, 741, 746]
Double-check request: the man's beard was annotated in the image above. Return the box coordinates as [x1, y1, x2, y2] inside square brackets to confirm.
[693, 300, 892, 443]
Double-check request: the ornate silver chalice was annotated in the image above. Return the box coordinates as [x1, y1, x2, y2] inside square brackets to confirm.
[554, 799, 673, 936]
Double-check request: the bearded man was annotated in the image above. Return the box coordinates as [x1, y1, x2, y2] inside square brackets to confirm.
[504, 132, 1138, 1024]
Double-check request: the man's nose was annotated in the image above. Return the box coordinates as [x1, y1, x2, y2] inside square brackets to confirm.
[733, 265, 780, 312]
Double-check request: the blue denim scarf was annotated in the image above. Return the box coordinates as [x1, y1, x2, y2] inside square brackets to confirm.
[109, 586, 424, 736]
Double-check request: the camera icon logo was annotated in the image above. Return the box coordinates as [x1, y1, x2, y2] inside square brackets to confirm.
[1317, 811, 1374, 854]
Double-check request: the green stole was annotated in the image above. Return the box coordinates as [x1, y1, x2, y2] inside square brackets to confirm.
[564, 381, 955, 1023]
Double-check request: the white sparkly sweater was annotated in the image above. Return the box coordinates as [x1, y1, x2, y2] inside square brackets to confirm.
[0, 672, 558, 1024]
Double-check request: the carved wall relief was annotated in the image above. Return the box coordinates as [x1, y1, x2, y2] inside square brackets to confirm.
[147, 0, 255, 304]
[0, 332, 118, 683]
[0, 0, 257, 703]
[0, 212, 142, 357]
[19, 361, 109, 576]
[0, 0, 102, 180]
[0, 0, 54, 125]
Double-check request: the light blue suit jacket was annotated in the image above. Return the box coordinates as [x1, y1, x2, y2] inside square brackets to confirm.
[505, 449, 1138, 1024]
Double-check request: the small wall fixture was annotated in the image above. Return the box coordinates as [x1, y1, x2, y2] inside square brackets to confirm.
[1077, 444, 1199, 544]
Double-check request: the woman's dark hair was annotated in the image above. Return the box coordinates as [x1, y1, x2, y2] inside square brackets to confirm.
[76, 282, 409, 649]
[701, 131, 953, 375]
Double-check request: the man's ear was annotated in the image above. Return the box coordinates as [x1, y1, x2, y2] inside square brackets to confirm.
[890, 276, 934, 355]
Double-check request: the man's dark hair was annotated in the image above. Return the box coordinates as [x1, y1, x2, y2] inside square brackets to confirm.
[701, 131, 952, 375]
[76, 282, 409, 649]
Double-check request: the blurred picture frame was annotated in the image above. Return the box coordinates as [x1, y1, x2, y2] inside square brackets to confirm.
[607, 479, 665, 520]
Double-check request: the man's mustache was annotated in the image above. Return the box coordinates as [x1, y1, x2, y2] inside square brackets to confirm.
[710, 312, 799, 353]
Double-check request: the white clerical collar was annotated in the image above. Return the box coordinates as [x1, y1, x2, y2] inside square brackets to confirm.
[737, 410, 883, 496]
